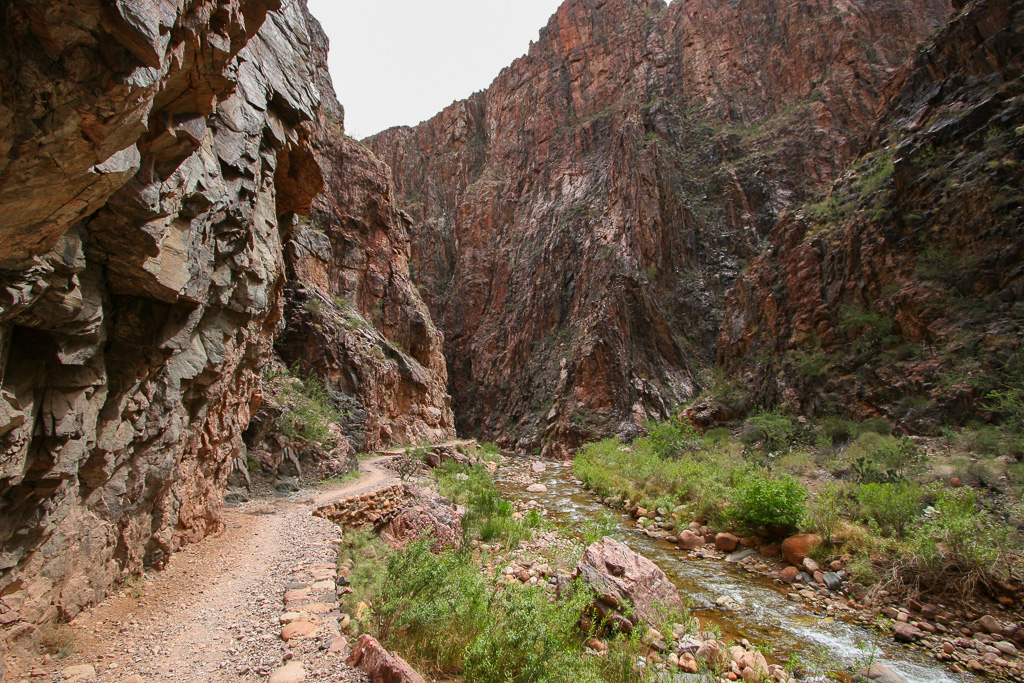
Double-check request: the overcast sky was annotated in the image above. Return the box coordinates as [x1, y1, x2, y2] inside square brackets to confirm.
[306, 0, 565, 139]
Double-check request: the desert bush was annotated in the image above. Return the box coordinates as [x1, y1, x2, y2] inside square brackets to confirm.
[847, 433, 921, 483]
[373, 541, 491, 673]
[646, 417, 700, 458]
[896, 489, 1014, 595]
[730, 475, 807, 531]
[461, 582, 601, 683]
[273, 367, 347, 450]
[855, 482, 924, 537]
[803, 483, 844, 542]
[739, 410, 797, 452]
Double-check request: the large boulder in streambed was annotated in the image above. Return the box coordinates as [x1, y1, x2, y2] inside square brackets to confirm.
[575, 537, 685, 633]
[348, 634, 426, 683]
[781, 534, 822, 567]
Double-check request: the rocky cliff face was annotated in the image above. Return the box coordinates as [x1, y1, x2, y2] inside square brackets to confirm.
[719, 0, 1024, 431]
[0, 0, 324, 641]
[272, 33, 455, 452]
[369, 0, 949, 454]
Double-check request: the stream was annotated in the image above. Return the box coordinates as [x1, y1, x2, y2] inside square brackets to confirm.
[494, 457, 977, 683]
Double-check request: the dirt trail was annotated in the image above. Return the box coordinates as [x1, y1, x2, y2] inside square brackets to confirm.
[13, 458, 398, 683]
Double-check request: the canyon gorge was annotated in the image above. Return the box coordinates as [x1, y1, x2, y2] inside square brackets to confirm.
[1, 0, 1022, 679]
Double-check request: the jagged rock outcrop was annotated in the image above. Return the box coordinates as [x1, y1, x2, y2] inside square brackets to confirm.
[719, 0, 1024, 431]
[0, 0, 324, 642]
[272, 25, 454, 452]
[370, 0, 948, 454]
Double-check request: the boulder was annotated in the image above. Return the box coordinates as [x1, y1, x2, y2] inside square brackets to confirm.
[348, 634, 427, 683]
[269, 662, 307, 683]
[779, 566, 800, 584]
[715, 533, 740, 552]
[526, 483, 548, 493]
[975, 614, 1003, 634]
[678, 530, 706, 549]
[781, 534, 821, 566]
[576, 537, 685, 631]
[379, 484, 462, 551]
[893, 622, 924, 643]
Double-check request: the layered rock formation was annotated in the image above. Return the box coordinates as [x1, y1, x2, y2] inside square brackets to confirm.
[370, 0, 949, 454]
[0, 0, 324, 641]
[274, 60, 454, 450]
[720, 0, 1024, 430]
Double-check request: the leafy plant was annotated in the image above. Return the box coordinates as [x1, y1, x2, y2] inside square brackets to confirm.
[739, 410, 796, 452]
[731, 475, 807, 531]
[855, 482, 923, 537]
[847, 433, 921, 484]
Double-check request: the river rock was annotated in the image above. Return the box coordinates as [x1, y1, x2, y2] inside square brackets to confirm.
[893, 622, 924, 643]
[781, 534, 821, 566]
[526, 484, 548, 493]
[822, 571, 843, 591]
[531, 462, 547, 473]
[854, 663, 909, 683]
[576, 537, 685, 631]
[678, 530, 706, 549]
[61, 665, 97, 683]
[715, 533, 739, 552]
[348, 634, 427, 683]
[779, 566, 800, 583]
[975, 614, 1003, 634]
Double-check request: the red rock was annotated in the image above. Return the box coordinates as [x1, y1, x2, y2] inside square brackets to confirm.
[760, 544, 781, 558]
[348, 634, 427, 683]
[781, 534, 822, 567]
[715, 533, 740, 552]
[281, 621, 317, 641]
[779, 567, 800, 584]
[369, 0, 949, 453]
[894, 622, 924, 643]
[576, 537, 685, 631]
[678, 530, 706, 549]
[977, 615, 1003, 635]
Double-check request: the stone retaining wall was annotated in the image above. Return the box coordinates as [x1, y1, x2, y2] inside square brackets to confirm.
[314, 485, 406, 529]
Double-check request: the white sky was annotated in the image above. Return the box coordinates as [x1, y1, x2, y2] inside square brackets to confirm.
[306, 0, 566, 139]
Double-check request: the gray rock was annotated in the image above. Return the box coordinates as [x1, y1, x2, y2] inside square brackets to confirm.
[854, 663, 909, 683]
[725, 549, 756, 563]
[823, 571, 843, 591]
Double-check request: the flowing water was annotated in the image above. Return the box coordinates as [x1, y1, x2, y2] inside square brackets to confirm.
[494, 457, 977, 683]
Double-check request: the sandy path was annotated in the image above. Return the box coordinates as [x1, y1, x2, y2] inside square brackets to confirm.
[19, 458, 398, 683]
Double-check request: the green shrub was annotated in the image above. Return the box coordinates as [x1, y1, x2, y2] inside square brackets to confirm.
[739, 410, 797, 452]
[900, 489, 1013, 594]
[986, 381, 1024, 435]
[731, 475, 807, 531]
[847, 433, 921, 483]
[275, 367, 347, 450]
[803, 483, 844, 542]
[373, 541, 491, 673]
[461, 582, 601, 683]
[855, 482, 923, 537]
[646, 417, 699, 458]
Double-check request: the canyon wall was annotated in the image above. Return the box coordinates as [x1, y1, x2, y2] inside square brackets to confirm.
[0, 0, 453, 644]
[719, 0, 1024, 431]
[0, 0, 322, 640]
[369, 0, 949, 454]
[273, 29, 454, 452]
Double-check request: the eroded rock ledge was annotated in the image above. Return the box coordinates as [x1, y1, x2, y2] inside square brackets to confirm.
[0, 0, 325, 642]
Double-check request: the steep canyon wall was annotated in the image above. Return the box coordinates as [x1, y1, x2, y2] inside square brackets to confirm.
[370, 0, 950, 454]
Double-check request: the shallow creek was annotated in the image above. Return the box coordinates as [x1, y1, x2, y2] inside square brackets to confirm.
[494, 457, 977, 683]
